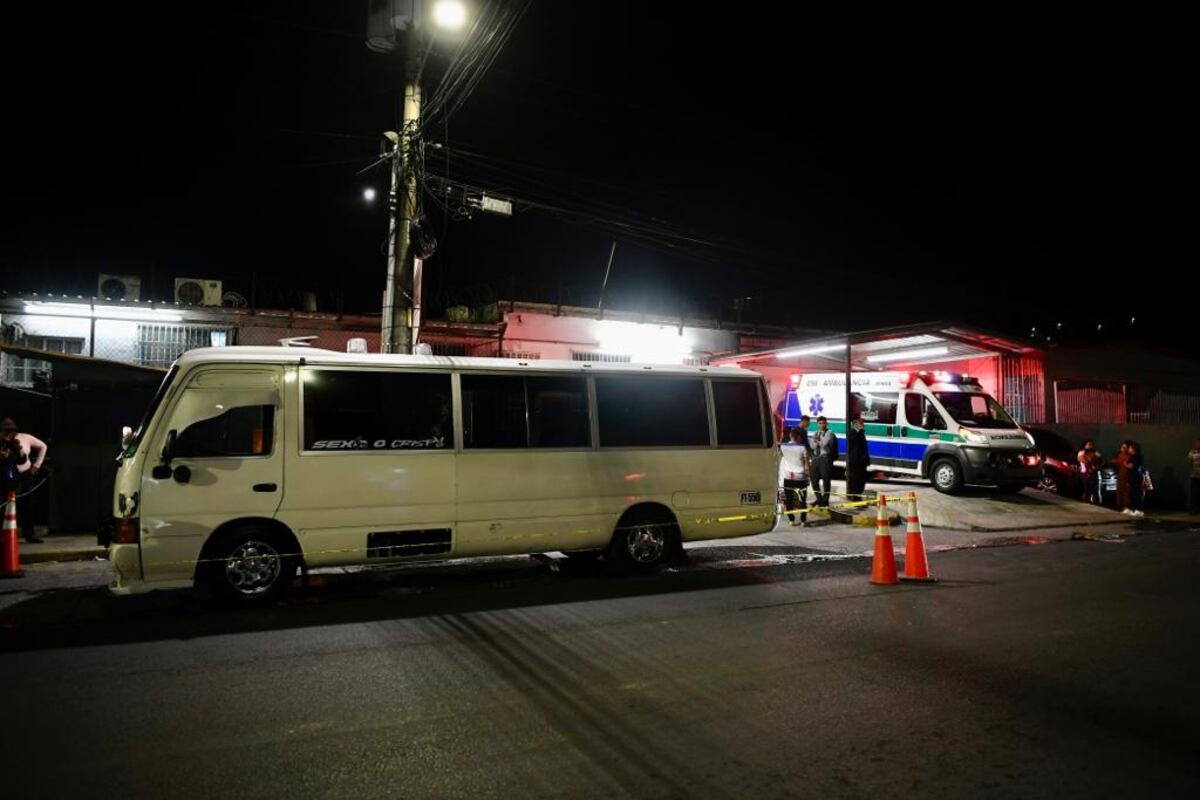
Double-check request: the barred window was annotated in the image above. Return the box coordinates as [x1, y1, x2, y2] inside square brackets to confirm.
[137, 324, 230, 368]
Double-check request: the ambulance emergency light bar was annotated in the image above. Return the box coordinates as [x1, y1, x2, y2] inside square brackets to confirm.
[899, 371, 980, 388]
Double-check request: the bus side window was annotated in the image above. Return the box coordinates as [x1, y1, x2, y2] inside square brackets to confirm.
[175, 405, 275, 458]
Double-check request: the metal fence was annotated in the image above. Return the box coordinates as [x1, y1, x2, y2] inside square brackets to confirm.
[1054, 380, 1127, 424]
[1001, 355, 1045, 424]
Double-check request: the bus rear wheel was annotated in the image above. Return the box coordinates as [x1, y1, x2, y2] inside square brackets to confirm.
[608, 511, 677, 574]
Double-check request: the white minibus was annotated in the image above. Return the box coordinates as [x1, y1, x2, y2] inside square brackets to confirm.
[108, 347, 778, 602]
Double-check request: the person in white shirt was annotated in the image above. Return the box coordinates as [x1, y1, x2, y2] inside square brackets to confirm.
[780, 427, 811, 526]
[1, 418, 48, 543]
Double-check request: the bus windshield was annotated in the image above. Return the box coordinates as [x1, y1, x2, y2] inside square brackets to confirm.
[934, 391, 1018, 430]
[121, 366, 178, 459]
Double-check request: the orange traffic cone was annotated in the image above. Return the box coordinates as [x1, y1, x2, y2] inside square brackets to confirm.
[901, 492, 935, 582]
[870, 494, 897, 585]
[1, 490, 24, 579]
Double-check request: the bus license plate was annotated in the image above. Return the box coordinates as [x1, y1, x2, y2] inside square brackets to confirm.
[740, 491, 761, 505]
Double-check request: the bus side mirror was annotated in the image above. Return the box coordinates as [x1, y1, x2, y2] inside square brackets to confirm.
[160, 429, 178, 465]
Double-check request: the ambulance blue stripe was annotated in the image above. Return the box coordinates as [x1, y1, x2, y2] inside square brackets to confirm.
[866, 439, 928, 462]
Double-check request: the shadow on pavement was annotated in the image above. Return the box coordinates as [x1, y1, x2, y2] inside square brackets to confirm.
[0, 548, 861, 654]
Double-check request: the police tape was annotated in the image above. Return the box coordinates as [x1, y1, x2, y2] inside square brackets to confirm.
[121, 493, 901, 573]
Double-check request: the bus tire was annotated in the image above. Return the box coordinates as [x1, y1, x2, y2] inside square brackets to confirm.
[608, 508, 678, 574]
[930, 458, 964, 494]
[206, 525, 298, 605]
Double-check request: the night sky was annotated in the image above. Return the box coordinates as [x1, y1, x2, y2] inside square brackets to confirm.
[2, 3, 1191, 348]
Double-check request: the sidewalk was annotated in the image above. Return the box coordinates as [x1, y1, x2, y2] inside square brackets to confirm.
[691, 510, 1195, 561]
[12, 534, 105, 565]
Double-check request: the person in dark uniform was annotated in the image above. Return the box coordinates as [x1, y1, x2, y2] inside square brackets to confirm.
[846, 415, 869, 500]
[810, 416, 837, 507]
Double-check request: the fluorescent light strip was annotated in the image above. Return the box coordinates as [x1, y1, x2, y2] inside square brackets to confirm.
[24, 301, 184, 322]
[866, 346, 950, 364]
[774, 343, 847, 359]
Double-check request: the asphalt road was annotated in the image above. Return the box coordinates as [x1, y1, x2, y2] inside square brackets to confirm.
[2, 531, 1198, 799]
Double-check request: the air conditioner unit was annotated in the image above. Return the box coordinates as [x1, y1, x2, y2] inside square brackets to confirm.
[174, 278, 223, 306]
[97, 274, 141, 301]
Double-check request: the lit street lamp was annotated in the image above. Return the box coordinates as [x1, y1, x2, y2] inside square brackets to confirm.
[363, 187, 377, 203]
[432, 1, 468, 30]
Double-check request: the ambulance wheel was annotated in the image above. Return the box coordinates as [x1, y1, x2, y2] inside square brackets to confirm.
[930, 458, 963, 494]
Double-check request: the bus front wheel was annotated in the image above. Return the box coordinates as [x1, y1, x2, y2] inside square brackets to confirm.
[207, 526, 298, 605]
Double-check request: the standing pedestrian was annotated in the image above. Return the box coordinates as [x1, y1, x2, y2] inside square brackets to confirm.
[846, 415, 869, 501]
[1113, 441, 1131, 510]
[795, 414, 814, 496]
[0, 418, 47, 543]
[780, 428, 810, 526]
[1123, 441, 1146, 517]
[810, 416, 837, 507]
[1077, 439, 1102, 504]
[1189, 439, 1200, 515]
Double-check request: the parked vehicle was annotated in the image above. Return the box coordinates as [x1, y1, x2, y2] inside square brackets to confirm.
[779, 371, 1040, 494]
[1024, 427, 1118, 505]
[107, 347, 778, 602]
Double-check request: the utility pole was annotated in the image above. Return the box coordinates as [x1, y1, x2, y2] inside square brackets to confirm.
[368, 1, 469, 353]
[381, 83, 421, 354]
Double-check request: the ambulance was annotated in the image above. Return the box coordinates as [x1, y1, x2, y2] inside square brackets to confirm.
[780, 370, 1041, 493]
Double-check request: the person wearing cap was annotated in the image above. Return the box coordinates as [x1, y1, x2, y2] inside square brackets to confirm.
[1, 418, 48, 543]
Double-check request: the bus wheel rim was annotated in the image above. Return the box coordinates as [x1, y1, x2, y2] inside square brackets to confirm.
[626, 525, 666, 564]
[225, 540, 282, 595]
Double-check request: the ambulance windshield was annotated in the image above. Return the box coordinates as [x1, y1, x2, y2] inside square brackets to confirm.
[934, 392, 1018, 430]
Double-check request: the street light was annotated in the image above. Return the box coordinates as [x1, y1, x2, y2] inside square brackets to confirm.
[432, 1, 468, 30]
[363, 187, 377, 203]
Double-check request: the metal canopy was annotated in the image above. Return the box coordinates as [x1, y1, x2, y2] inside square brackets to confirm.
[718, 321, 1037, 370]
